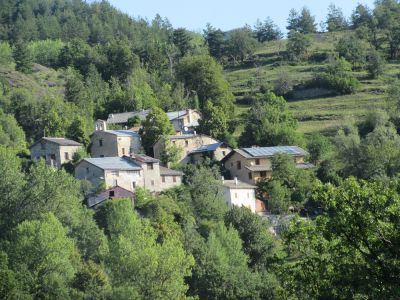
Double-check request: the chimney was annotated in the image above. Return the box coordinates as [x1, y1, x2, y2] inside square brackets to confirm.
[187, 109, 192, 124]
[234, 177, 238, 185]
[221, 176, 224, 184]
[194, 130, 197, 136]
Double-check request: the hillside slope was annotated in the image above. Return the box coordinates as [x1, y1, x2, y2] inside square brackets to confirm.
[224, 31, 398, 135]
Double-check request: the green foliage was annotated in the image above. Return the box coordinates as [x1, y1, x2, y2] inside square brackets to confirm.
[173, 28, 192, 57]
[141, 107, 175, 154]
[335, 35, 367, 69]
[27, 39, 64, 67]
[366, 48, 386, 78]
[176, 54, 234, 112]
[13, 40, 33, 73]
[198, 100, 230, 140]
[204, 24, 225, 61]
[326, 4, 348, 32]
[281, 178, 400, 298]
[254, 18, 282, 43]
[239, 92, 303, 147]
[0, 42, 14, 66]
[0, 109, 27, 153]
[160, 138, 183, 167]
[287, 7, 317, 34]
[306, 133, 333, 164]
[225, 27, 258, 63]
[312, 57, 359, 94]
[286, 30, 312, 61]
[7, 213, 79, 299]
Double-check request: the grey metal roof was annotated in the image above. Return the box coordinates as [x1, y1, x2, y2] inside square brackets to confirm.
[30, 137, 82, 148]
[107, 130, 140, 137]
[159, 166, 184, 176]
[222, 180, 256, 189]
[83, 157, 142, 171]
[241, 146, 307, 157]
[190, 142, 224, 154]
[107, 109, 192, 124]
[245, 165, 272, 172]
[296, 163, 315, 169]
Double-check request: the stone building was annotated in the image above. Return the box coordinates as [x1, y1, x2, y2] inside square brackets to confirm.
[222, 177, 257, 213]
[30, 137, 82, 169]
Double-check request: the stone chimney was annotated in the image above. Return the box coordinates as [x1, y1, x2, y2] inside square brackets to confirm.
[95, 120, 107, 131]
[234, 177, 238, 185]
[187, 109, 192, 124]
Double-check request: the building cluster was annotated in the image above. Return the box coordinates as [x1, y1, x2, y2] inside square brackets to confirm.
[29, 108, 313, 212]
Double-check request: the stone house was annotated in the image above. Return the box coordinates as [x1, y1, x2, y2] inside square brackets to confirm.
[153, 134, 228, 165]
[87, 186, 135, 208]
[30, 137, 82, 169]
[188, 142, 232, 164]
[222, 146, 313, 185]
[75, 155, 182, 194]
[222, 177, 257, 213]
[90, 129, 141, 158]
[100, 109, 201, 133]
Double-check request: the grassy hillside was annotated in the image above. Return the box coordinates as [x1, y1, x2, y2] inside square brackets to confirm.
[225, 31, 399, 136]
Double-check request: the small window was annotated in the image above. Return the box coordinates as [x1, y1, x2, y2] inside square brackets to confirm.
[173, 176, 177, 183]
[148, 163, 154, 170]
[50, 154, 56, 160]
[64, 152, 69, 160]
[100, 155, 104, 158]
[255, 158, 260, 165]
[111, 171, 119, 176]
[222, 151, 226, 156]
[185, 140, 189, 147]
[151, 180, 155, 186]
[237, 161, 241, 170]
[86, 167, 89, 174]
[132, 182, 136, 189]
[109, 191, 115, 197]
[122, 148, 125, 155]
[162, 176, 166, 183]
[248, 172, 252, 180]
[260, 171, 267, 178]
[172, 141, 176, 145]
[99, 139, 103, 147]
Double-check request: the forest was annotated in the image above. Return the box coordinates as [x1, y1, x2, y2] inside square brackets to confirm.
[0, 0, 400, 299]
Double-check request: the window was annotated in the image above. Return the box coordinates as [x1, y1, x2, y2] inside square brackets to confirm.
[100, 155, 104, 158]
[151, 180, 155, 186]
[132, 182, 136, 189]
[185, 140, 189, 147]
[122, 148, 125, 155]
[222, 151, 226, 156]
[255, 158, 260, 165]
[172, 140, 176, 145]
[162, 176, 166, 183]
[64, 152, 69, 160]
[111, 171, 119, 176]
[148, 163, 154, 170]
[109, 191, 115, 197]
[248, 172, 252, 180]
[86, 167, 89, 174]
[99, 139, 103, 147]
[50, 154, 56, 160]
[237, 161, 241, 170]
[260, 171, 267, 178]
[173, 176, 177, 183]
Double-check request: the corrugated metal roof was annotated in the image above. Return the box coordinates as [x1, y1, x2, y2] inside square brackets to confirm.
[107, 109, 191, 124]
[108, 130, 140, 137]
[241, 146, 307, 157]
[84, 157, 141, 170]
[191, 142, 224, 154]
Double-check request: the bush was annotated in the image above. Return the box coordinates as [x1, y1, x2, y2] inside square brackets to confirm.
[27, 39, 64, 67]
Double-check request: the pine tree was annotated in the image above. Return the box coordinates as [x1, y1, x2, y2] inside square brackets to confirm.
[13, 40, 33, 73]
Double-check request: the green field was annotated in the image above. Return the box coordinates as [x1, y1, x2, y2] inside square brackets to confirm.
[224, 32, 398, 136]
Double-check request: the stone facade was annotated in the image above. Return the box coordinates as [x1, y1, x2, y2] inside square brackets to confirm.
[90, 130, 141, 158]
[75, 156, 182, 194]
[30, 137, 82, 169]
[153, 134, 221, 165]
[222, 146, 313, 185]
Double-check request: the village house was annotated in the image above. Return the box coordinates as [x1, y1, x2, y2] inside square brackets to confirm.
[95, 109, 201, 133]
[222, 177, 257, 213]
[90, 127, 141, 158]
[222, 146, 313, 185]
[75, 155, 182, 193]
[30, 137, 82, 169]
[153, 134, 230, 165]
[87, 186, 135, 208]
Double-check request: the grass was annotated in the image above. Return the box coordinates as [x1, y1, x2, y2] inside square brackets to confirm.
[224, 31, 399, 136]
